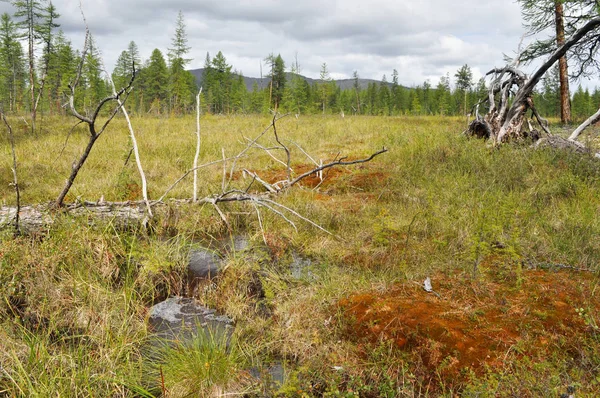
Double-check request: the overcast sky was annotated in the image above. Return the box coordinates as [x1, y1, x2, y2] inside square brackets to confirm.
[1, 0, 595, 89]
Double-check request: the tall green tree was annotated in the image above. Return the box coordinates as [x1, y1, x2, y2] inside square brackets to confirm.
[13, 0, 50, 130]
[210, 51, 232, 113]
[82, 35, 108, 111]
[288, 54, 306, 114]
[519, 0, 572, 123]
[0, 12, 26, 112]
[168, 10, 193, 112]
[519, 1, 600, 123]
[435, 73, 451, 115]
[45, 29, 75, 114]
[144, 48, 169, 113]
[319, 62, 331, 114]
[455, 64, 472, 116]
[379, 74, 390, 115]
[268, 54, 285, 110]
[353, 70, 362, 114]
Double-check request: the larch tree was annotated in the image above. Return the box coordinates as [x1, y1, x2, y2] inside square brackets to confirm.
[0, 12, 26, 112]
[268, 54, 285, 110]
[289, 53, 306, 115]
[45, 29, 75, 114]
[145, 48, 168, 113]
[211, 51, 232, 114]
[519, 1, 600, 125]
[13, 0, 48, 132]
[33, 0, 59, 119]
[319, 62, 331, 114]
[519, 0, 572, 123]
[168, 10, 192, 112]
[353, 70, 361, 114]
[455, 64, 472, 116]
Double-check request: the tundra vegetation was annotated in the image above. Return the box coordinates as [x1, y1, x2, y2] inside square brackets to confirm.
[0, 1, 600, 397]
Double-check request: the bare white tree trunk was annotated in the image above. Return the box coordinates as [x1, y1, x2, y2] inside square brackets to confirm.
[193, 88, 203, 202]
[104, 64, 152, 217]
[569, 106, 600, 141]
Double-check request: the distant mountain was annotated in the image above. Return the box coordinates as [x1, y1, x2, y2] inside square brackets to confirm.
[188, 68, 394, 92]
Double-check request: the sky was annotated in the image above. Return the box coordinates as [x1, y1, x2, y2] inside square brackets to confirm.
[0, 0, 595, 89]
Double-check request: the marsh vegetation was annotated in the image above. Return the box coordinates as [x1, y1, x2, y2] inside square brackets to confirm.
[1, 114, 599, 396]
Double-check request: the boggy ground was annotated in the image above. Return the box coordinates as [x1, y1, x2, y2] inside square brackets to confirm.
[340, 259, 599, 392]
[1, 115, 600, 396]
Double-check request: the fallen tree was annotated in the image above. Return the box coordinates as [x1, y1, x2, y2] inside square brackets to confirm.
[467, 16, 600, 152]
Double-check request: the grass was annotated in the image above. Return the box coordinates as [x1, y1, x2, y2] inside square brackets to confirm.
[0, 113, 599, 396]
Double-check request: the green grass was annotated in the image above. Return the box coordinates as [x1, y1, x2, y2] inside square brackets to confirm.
[0, 114, 599, 396]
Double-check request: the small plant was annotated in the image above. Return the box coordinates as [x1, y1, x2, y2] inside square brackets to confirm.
[147, 329, 244, 397]
[576, 307, 599, 332]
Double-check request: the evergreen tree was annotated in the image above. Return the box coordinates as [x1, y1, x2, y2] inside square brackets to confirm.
[211, 51, 232, 114]
[269, 54, 285, 110]
[0, 12, 26, 112]
[35, 0, 59, 111]
[201, 52, 214, 112]
[112, 50, 131, 89]
[319, 62, 331, 114]
[82, 35, 108, 112]
[288, 54, 306, 114]
[168, 10, 193, 112]
[353, 70, 361, 114]
[144, 48, 168, 113]
[379, 75, 390, 115]
[13, 0, 52, 130]
[435, 73, 451, 115]
[422, 79, 431, 114]
[45, 29, 75, 114]
[455, 64, 472, 115]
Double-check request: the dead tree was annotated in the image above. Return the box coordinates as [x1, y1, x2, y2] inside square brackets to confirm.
[468, 16, 600, 145]
[1, 112, 21, 234]
[54, 29, 135, 208]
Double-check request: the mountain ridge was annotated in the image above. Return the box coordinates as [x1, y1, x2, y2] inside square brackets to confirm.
[188, 68, 397, 92]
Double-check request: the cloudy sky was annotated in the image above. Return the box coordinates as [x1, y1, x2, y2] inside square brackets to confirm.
[0, 0, 578, 88]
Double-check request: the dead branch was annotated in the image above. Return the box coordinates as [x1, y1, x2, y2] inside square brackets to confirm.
[225, 113, 290, 190]
[158, 156, 244, 202]
[55, 31, 135, 208]
[1, 112, 20, 234]
[271, 112, 292, 182]
[569, 106, 600, 141]
[287, 147, 388, 188]
[193, 88, 203, 202]
[105, 60, 152, 218]
[242, 169, 278, 193]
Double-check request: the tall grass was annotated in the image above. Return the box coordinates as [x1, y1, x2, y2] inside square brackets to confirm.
[1, 114, 599, 396]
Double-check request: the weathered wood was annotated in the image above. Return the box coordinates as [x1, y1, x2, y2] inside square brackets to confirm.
[469, 17, 600, 143]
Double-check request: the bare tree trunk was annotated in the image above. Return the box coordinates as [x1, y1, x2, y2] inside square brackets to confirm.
[569, 106, 600, 141]
[193, 88, 202, 202]
[555, 1, 572, 124]
[1, 113, 20, 234]
[27, 3, 36, 135]
[55, 133, 99, 206]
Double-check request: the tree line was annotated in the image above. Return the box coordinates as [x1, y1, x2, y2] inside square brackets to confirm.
[0, 2, 598, 122]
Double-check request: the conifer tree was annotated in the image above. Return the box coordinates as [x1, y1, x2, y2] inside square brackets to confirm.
[145, 48, 168, 113]
[168, 10, 193, 112]
[0, 12, 26, 112]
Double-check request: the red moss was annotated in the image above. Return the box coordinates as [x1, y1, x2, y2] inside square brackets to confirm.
[339, 266, 599, 388]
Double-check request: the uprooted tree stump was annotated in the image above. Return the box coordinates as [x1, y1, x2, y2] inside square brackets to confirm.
[467, 16, 600, 152]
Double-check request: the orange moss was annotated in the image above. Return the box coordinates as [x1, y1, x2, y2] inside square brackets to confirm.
[339, 266, 599, 388]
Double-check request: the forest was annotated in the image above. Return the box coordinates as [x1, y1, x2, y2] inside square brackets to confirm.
[0, 6, 599, 120]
